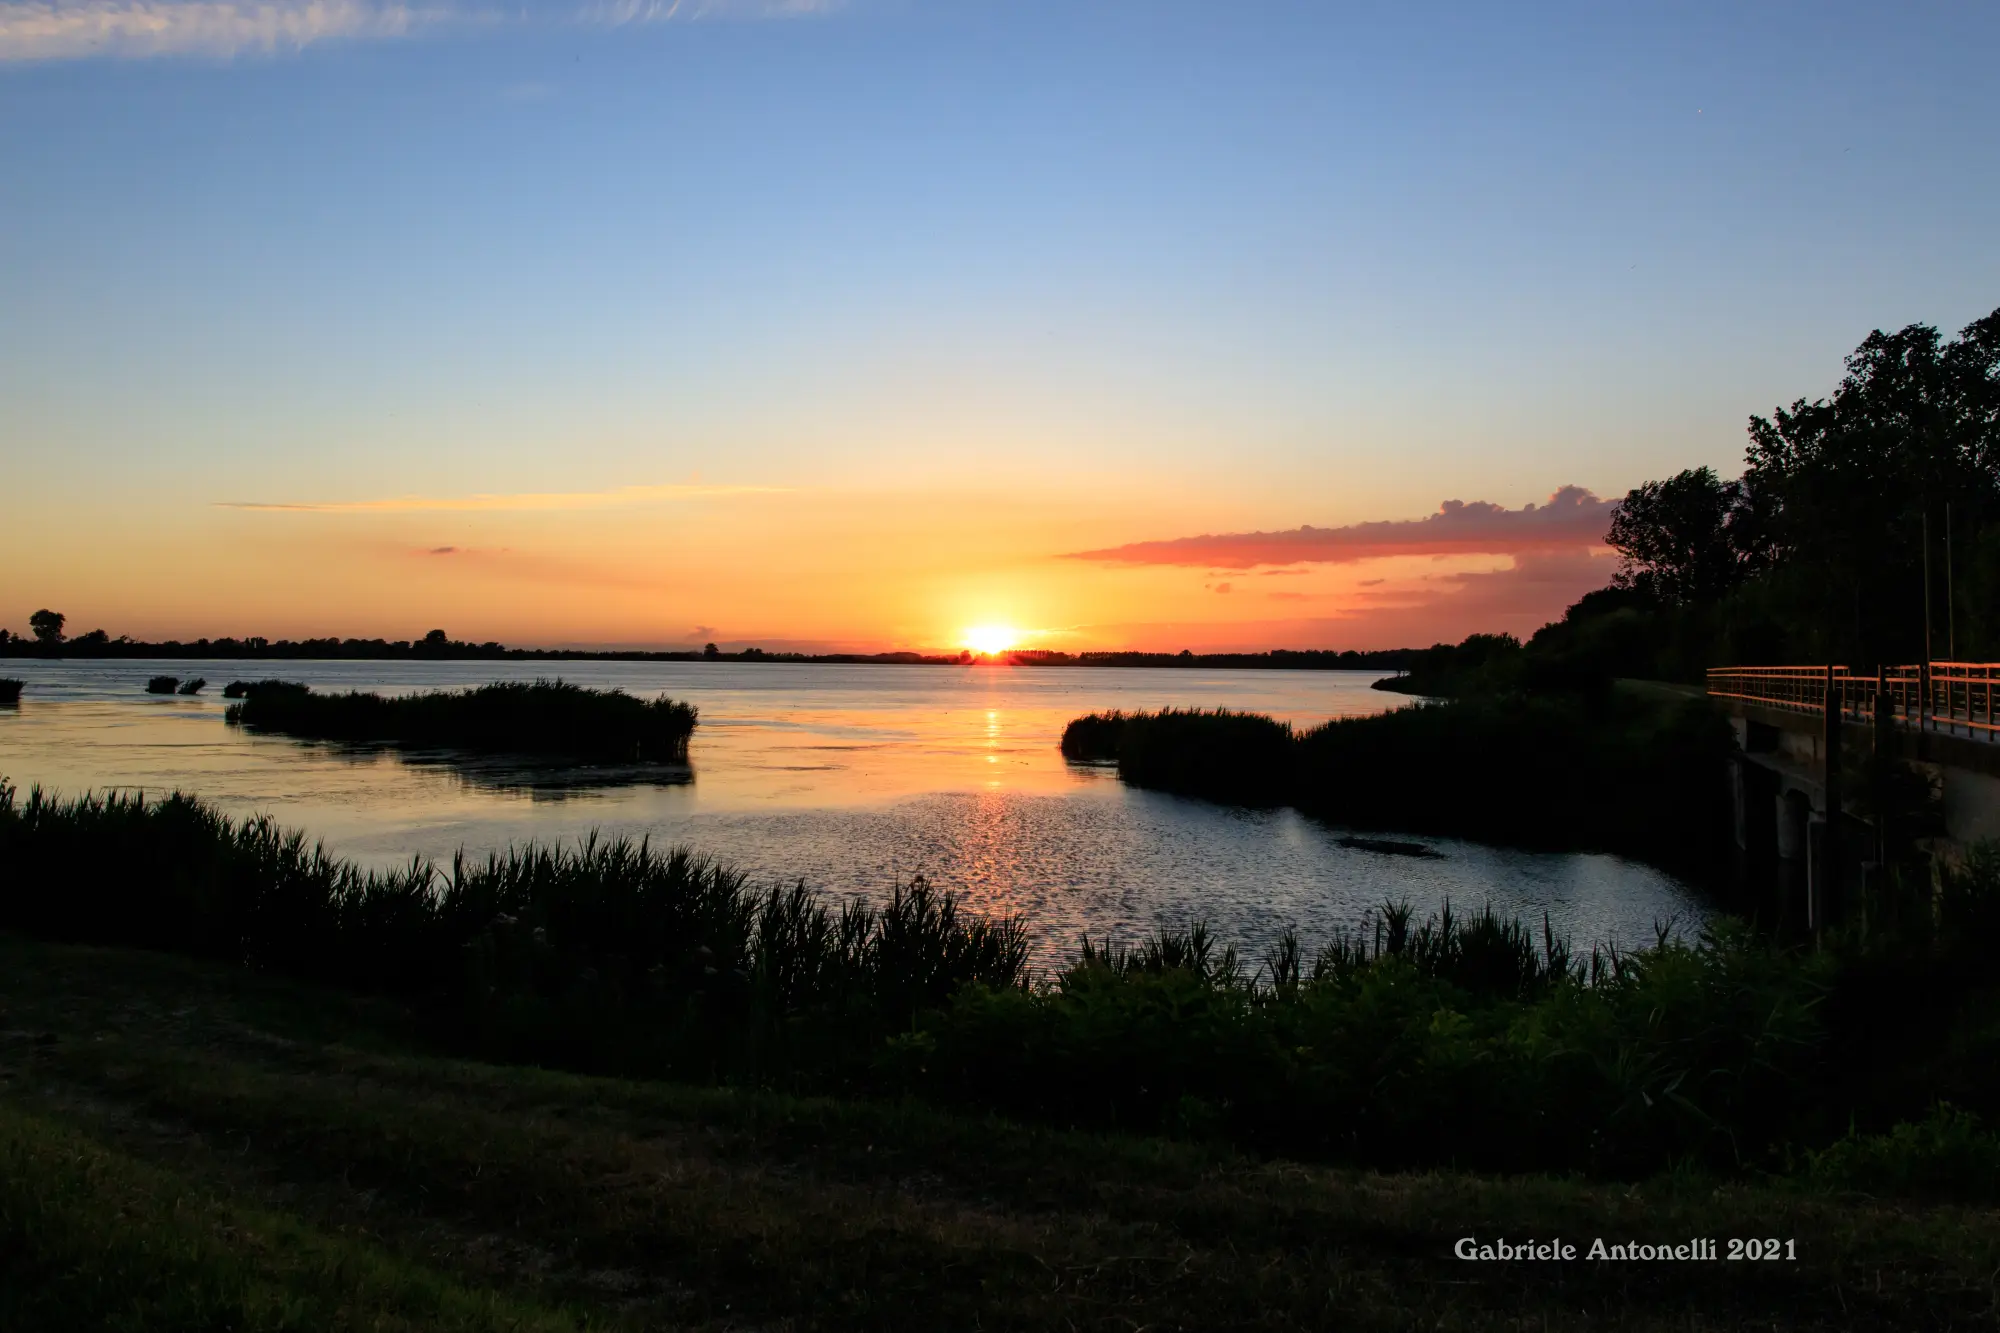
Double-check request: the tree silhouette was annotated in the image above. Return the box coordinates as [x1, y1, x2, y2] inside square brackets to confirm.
[29, 609, 64, 646]
[1743, 307, 2000, 661]
[1606, 468, 1765, 605]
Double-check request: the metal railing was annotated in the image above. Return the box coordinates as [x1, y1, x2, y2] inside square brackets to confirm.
[1706, 663, 2000, 739]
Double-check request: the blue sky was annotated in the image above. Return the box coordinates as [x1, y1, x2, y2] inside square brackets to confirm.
[3, 0, 1996, 648]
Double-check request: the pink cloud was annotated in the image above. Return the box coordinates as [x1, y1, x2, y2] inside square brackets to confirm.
[1066, 486, 1613, 569]
[1078, 549, 1621, 652]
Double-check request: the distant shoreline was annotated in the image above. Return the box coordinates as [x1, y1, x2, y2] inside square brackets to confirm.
[0, 638, 1417, 672]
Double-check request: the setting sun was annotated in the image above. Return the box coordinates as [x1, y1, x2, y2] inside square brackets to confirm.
[963, 625, 1020, 656]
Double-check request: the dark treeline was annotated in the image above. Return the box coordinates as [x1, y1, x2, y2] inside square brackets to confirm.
[0, 619, 1416, 672]
[7, 780, 2000, 1191]
[1063, 699, 1734, 870]
[226, 680, 699, 763]
[1009, 648, 1414, 670]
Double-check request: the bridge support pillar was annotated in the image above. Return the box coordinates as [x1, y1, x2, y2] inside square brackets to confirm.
[1777, 789, 1809, 862]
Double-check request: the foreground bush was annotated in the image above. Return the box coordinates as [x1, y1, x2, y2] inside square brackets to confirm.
[0, 680, 19, 705]
[894, 912, 1830, 1176]
[227, 678, 698, 763]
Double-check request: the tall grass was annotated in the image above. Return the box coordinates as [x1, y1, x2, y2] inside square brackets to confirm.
[0, 781, 1020, 1081]
[227, 678, 698, 763]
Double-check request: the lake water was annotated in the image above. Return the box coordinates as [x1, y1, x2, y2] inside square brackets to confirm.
[0, 659, 1706, 971]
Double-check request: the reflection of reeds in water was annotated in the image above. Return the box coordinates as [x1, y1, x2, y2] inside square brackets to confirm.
[331, 742, 695, 798]
[0, 679, 21, 706]
[228, 679, 698, 764]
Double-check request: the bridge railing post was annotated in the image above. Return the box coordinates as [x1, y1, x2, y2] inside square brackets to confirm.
[1817, 664, 1842, 932]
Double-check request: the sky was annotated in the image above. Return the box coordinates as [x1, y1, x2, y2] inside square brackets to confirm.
[2, 0, 1996, 652]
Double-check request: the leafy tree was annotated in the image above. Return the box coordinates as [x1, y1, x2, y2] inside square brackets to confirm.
[28, 609, 64, 646]
[1743, 307, 2000, 662]
[1606, 467, 1766, 605]
[1566, 306, 2000, 672]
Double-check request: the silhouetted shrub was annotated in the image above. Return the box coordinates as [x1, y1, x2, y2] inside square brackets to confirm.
[176, 678, 206, 696]
[144, 677, 178, 695]
[1808, 1104, 2000, 1202]
[0, 680, 20, 706]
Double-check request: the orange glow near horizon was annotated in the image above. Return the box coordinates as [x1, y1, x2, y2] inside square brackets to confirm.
[963, 625, 1021, 656]
[0, 477, 1620, 655]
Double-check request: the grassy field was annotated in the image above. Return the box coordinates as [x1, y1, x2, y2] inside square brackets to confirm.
[2, 933, 1996, 1330]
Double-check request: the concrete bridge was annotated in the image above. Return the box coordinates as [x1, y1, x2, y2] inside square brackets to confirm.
[1706, 663, 2000, 925]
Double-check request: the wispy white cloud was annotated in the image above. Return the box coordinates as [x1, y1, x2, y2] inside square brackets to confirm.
[0, 0, 832, 61]
[0, 0, 447, 61]
[581, 0, 835, 26]
[219, 482, 792, 512]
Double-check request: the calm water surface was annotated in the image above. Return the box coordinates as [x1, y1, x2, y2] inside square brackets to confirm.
[0, 660, 1707, 969]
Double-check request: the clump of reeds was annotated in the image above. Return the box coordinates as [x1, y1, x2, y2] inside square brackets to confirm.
[0, 679, 21, 706]
[177, 678, 206, 696]
[1062, 694, 1733, 867]
[229, 678, 698, 763]
[1301, 899, 1598, 997]
[222, 679, 305, 704]
[1059, 711, 1126, 761]
[1110, 708, 1295, 805]
[144, 676, 179, 695]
